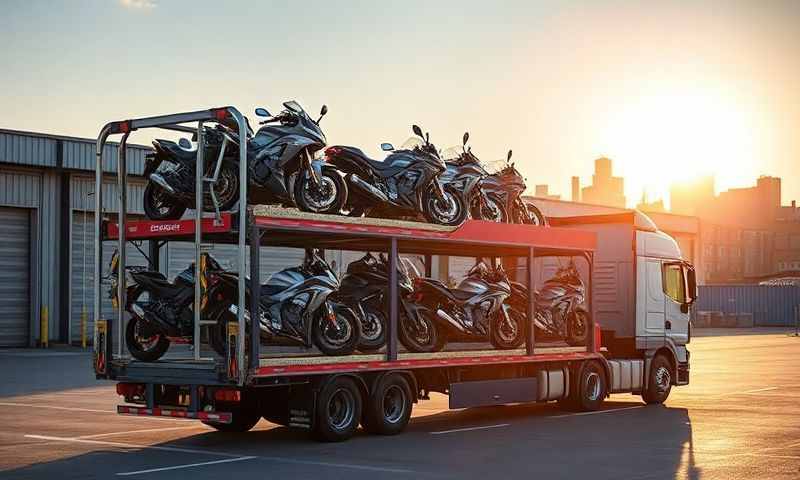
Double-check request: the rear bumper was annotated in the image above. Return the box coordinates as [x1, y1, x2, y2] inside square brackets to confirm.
[117, 405, 232, 424]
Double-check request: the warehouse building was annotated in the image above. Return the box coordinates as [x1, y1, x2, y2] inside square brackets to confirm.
[0, 128, 309, 347]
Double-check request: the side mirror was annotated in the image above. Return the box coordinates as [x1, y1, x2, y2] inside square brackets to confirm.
[380, 143, 395, 151]
[507, 149, 513, 162]
[412, 125, 424, 138]
[178, 138, 192, 149]
[462, 132, 469, 146]
[255, 108, 270, 117]
[319, 105, 328, 117]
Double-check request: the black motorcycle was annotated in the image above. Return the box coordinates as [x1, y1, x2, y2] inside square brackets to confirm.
[143, 100, 347, 220]
[482, 150, 546, 225]
[321, 125, 468, 225]
[108, 250, 229, 362]
[211, 249, 361, 356]
[441, 132, 507, 222]
[332, 252, 418, 352]
[403, 262, 524, 352]
[507, 261, 589, 346]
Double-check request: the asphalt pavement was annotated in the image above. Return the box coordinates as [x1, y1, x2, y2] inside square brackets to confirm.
[1, 329, 799, 479]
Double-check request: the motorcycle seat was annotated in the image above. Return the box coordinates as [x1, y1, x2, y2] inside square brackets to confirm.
[156, 139, 197, 162]
[133, 272, 184, 298]
[337, 146, 406, 176]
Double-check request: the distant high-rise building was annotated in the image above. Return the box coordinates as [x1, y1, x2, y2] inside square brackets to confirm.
[670, 176, 715, 216]
[571, 176, 581, 202]
[580, 157, 626, 208]
[533, 184, 561, 200]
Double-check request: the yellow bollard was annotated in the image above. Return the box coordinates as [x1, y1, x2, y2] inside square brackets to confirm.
[40, 306, 49, 348]
[81, 307, 87, 349]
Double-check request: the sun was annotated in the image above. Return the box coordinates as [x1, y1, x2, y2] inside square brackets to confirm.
[596, 87, 759, 206]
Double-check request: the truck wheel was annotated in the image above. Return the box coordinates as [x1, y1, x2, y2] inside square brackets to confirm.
[313, 376, 362, 442]
[560, 360, 606, 411]
[362, 374, 413, 435]
[643, 355, 673, 404]
[203, 405, 260, 433]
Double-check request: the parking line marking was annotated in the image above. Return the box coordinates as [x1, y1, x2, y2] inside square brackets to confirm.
[117, 456, 257, 476]
[430, 423, 510, 435]
[79, 426, 203, 439]
[546, 405, 645, 419]
[24, 435, 418, 474]
[741, 386, 779, 395]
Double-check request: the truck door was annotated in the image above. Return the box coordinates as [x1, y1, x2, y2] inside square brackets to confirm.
[662, 262, 689, 344]
[641, 259, 666, 338]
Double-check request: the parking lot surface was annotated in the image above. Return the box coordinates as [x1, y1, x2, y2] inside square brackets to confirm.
[1, 330, 799, 479]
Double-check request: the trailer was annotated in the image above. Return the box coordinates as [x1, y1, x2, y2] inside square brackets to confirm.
[93, 107, 692, 442]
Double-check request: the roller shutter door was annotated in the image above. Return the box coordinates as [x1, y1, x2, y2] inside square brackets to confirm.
[0, 208, 30, 347]
[70, 212, 147, 344]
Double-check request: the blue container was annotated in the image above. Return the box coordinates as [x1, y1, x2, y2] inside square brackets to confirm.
[697, 285, 800, 326]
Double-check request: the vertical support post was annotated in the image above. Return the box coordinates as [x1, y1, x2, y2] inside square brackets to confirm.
[424, 254, 432, 278]
[232, 109, 248, 386]
[116, 132, 130, 357]
[193, 122, 204, 361]
[587, 252, 596, 352]
[40, 306, 49, 348]
[526, 247, 535, 355]
[94, 127, 111, 359]
[249, 224, 261, 370]
[148, 240, 160, 272]
[387, 237, 399, 361]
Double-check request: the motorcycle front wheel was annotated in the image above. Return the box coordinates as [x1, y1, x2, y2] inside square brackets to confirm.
[398, 308, 444, 353]
[143, 182, 186, 220]
[423, 185, 468, 226]
[357, 303, 387, 352]
[294, 168, 348, 215]
[312, 302, 360, 356]
[566, 309, 589, 346]
[489, 308, 526, 349]
[472, 195, 508, 223]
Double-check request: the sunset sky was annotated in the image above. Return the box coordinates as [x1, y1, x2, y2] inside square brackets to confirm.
[2, 0, 798, 208]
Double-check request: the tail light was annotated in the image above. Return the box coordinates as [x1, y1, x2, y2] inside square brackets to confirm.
[214, 388, 241, 402]
[325, 146, 342, 158]
[116, 383, 145, 399]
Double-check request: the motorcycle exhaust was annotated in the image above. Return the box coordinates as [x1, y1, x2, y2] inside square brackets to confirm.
[436, 308, 467, 333]
[149, 173, 177, 195]
[348, 174, 389, 203]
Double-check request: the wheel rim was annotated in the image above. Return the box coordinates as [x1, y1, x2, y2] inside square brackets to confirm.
[361, 310, 384, 342]
[405, 314, 434, 347]
[321, 311, 353, 346]
[497, 313, 519, 344]
[571, 312, 587, 338]
[382, 385, 407, 424]
[133, 319, 161, 352]
[149, 187, 173, 216]
[430, 191, 458, 222]
[654, 366, 671, 393]
[208, 167, 237, 207]
[585, 371, 602, 401]
[482, 198, 504, 222]
[302, 176, 338, 211]
[327, 388, 356, 430]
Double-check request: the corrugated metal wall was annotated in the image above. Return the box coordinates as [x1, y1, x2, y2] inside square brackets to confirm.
[697, 285, 800, 326]
[70, 175, 146, 215]
[0, 168, 41, 207]
[0, 131, 58, 167]
[63, 140, 148, 176]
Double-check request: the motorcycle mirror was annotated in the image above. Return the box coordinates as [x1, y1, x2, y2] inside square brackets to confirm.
[255, 107, 271, 117]
[507, 149, 513, 162]
[380, 142, 395, 151]
[178, 138, 191, 149]
[425, 132, 430, 144]
[462, 132, 469, 146]
[316, 104, 328, 123]
[412, 124, 424, 138]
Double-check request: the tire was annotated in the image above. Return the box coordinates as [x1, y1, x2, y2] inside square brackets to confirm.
[312, 302, 361, 356]
[124, 288, 171, 362]
[357, 303, 387, 352]
[423, 185, 468, 226]
[489, 307, 525, 349]
[472, 195, 508, 223]
[203, 404, 260, 433]
[143, 182, 186, 220]
[524, 203, 547, 226]
[313, 376, 362, 442]
[643, 355, 673, 404]
[294, 168, 348, 215]
[362, 374, 413, 435]
[566, 309, 589, 346]
[399, 308, 444, 353]
[560, 360, 606, 412]
[205, 163, 240, 212]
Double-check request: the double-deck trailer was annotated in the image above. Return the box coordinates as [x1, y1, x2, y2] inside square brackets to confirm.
[92, 107, 694, 441]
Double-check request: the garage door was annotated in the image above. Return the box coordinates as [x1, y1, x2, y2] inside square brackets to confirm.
[70, 212, 148, 345]
[0, 207, 30, 347]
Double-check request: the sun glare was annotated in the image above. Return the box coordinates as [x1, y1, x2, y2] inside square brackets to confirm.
[597, 88, 759, 204]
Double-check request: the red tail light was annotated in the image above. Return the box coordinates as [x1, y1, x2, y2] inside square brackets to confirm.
[325, 146, 342, 157]
[214, 389, 241, 402]
[116, 383, 144, 398]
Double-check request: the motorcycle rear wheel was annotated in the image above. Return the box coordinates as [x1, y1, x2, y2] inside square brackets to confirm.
[125, 316, 170, 362]
[143, 182, 186, 220]
[312, 302, 360, 356]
